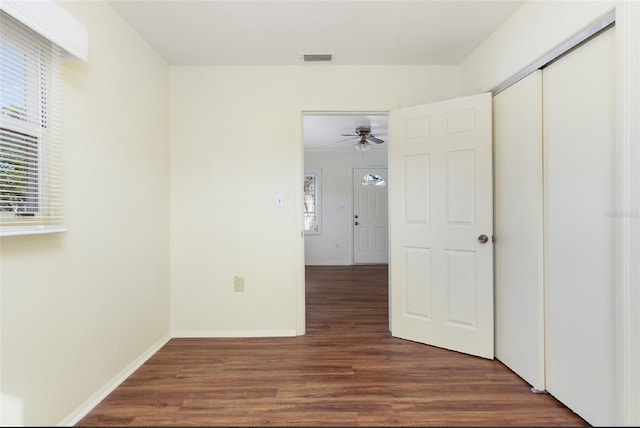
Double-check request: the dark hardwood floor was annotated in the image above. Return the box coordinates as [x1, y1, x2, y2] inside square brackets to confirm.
[77, 265, 588, 426]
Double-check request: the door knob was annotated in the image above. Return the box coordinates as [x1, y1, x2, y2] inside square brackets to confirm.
[354, 221, 359, 226]
[354, 215, 359, 219]
[477, 234, 489, 244]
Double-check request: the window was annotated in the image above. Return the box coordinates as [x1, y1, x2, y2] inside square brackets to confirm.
[360, 173, 386, 186]
[304, 170, 321, 235]
[0, 11, 63, 236]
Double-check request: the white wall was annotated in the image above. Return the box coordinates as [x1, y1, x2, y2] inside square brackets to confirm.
[170, 65, 460, 336]
[304, 150, 388, 265]
[460, 0, 615, 94]
[0, 1, 170, 425]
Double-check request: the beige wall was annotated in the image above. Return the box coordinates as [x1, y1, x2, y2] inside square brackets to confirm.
[460, 0, 615, 94]
[0, 1, 170, 425]
[169, 65, 460, 336]
[6, 1, 626, 425]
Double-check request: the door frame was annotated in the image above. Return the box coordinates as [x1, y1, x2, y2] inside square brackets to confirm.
[295, 105, 397, 335]
[614, 4, 640, 424]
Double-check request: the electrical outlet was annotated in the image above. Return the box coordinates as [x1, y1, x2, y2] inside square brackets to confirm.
[234, 276, 244, 292]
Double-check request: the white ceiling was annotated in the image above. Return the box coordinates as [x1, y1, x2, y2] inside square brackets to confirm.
[108, 0, 523, 150]
[108, 0, 524, 66]
[304, 114, 389, 151]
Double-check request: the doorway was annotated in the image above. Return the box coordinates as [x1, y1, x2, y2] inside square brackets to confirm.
[298, 95, 494, 359]
[302, 113, 390, 266]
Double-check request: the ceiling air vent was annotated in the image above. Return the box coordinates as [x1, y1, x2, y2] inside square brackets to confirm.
[302, 53, 334, 62]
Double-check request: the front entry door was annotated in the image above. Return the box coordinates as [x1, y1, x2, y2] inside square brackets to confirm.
[353, 167, 388, 264]
[389, 93, 494, 359]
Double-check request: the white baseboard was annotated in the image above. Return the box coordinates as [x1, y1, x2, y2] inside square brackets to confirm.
[58, 334, 171, 427]
[304, 261, 352, 266]
[57, 329, 296, 426]
[172, 330, 297, 338]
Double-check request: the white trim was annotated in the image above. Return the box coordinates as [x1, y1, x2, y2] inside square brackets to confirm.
[0, 227, 66, 237]
[0, 0, 88, 61]
[294, 108, 306, 335]
[172, 330, 297, 338]
[299, 105, 397, 115]
[491, 10, 615, 96]
[305, 261, 352, 266]
[58, 334, 171, 427]
[615, 1, 640, 425]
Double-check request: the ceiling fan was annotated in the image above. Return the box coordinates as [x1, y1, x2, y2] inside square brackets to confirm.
[336, 126, 387, 151]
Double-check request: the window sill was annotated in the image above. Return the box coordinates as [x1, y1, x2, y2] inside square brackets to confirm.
[0, 226, 66, 237]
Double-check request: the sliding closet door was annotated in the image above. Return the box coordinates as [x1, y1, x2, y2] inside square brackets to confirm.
[543, 27, 615, 426]
[493, 70, 544, 391]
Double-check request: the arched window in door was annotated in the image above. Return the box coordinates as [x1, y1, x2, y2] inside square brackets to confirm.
[360, 173, 386, 186]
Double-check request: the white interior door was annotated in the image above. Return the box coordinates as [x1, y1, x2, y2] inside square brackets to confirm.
[353, 167, 388, 264]
[493, 70, 545, 390]
[389, 93, 493, 359]
[543, 27, 615, 426]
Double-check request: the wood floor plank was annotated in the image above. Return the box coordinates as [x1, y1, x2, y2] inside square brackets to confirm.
[77, 265, 589, 426]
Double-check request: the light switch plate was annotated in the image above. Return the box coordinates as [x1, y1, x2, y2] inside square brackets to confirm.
[275, 194, 284, 208]
[234, 276, 244, 292]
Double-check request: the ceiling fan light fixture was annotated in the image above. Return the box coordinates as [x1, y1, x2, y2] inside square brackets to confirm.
[336, 125, 386, 152]
[355, 141, 372, 151]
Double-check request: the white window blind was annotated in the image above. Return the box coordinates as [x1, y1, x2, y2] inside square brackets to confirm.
[0, 10, 63, 236]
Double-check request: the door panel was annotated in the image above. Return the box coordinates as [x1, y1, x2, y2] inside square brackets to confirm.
[544, 28, 615, 426]
[405, 247, 432, 318]
[390, 93, 493, 359]
[493, 70, 545, 390]
[353, 168, 388, 264]
[445, 250, 477, 327]
[404, 156, 431, 223]
[446, 150, 475, 224]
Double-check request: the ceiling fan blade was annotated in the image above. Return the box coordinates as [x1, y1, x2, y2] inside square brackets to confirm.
[367, 135, 385, 144]
[339, 133, 358, 136]
[335, 136, 359, 143]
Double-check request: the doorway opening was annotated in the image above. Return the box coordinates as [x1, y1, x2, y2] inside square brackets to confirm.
[302, 112, 390, 266]
[299, 109, 391, 334]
